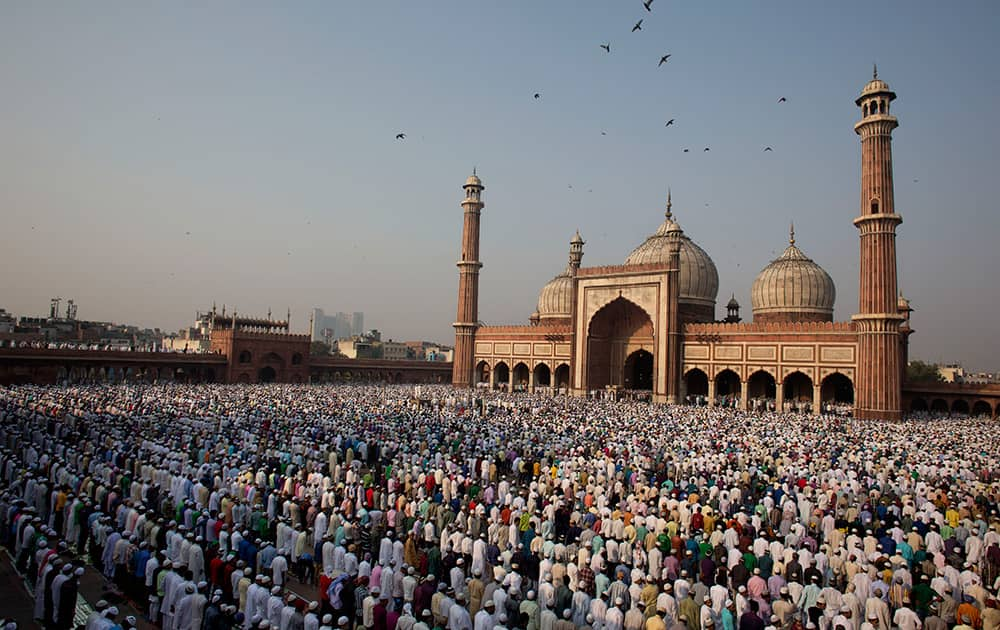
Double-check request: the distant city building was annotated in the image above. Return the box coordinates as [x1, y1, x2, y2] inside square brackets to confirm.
[938, 363, 965, 383]
[937, 363, 999, 384]
[0, 300, 163, 350]
[162, 310, 214, 353]
[0, 309, 15, 334]
[311, 308, 364, 343]
[334, 336, 375, 359]
[380, 340, 410, 361]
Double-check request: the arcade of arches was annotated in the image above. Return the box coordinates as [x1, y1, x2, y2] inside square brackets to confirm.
[474, 359, 570, 393]
[682, 367, 856, 414]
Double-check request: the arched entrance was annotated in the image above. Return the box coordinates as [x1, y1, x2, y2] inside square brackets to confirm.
[747, 370, 776, 410]
[476, 361, 490, 385]
[624, 350, 654, 390]
[910, 398, 928, 413]
[259, 366, 277, 383]
[493, 362, 510, 390]
[972, 400, 993, 417]
[533, 363, 551, 388]
[715, 369, 740, 397]
[783, 371, 813, 411]
[821, 372, 854, 405]
[684, 368, 708, 404]
[930, 399, 948, 414]
[586, 297, 654, 391]
[554, 364, 570, 390]
[951, 399, 970, 416]
[512, 363, 530, 391]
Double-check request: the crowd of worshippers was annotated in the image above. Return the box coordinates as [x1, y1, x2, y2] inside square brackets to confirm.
[2, 383, 1000, 630]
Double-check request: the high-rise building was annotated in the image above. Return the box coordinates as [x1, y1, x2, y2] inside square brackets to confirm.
[311, 308, 364, 343]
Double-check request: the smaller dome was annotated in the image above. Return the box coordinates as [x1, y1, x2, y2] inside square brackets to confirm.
[751, 226, 835, 323]
[861, 78, 890, 96]
[536, 271, 573, 320]
[727, 294, 740, 310]
[856, 66, 895, 104]
[464, 173, 483, 188]
[897, 293, 912, 312]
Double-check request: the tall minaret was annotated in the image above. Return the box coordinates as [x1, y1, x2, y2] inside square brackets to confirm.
[664, 190, 683, 404]
[452, 171, 485, 388]
[852, 67, 905, 420]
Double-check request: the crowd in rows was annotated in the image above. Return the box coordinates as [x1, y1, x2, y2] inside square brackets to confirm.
[2, 383, 1000, 630]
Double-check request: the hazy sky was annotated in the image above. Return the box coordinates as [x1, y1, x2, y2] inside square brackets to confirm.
[2, 2, 998, 369]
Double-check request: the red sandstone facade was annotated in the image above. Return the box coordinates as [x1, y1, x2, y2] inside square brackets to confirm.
[452, 173, 485, 389]
[208, 313, 311, 384]
[455, 71, 911, 419]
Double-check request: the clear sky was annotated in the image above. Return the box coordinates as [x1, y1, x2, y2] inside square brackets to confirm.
[2, 1, 998, 369]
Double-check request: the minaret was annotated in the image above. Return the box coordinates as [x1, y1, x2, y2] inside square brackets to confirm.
[569, 230, 584, 271]
[852, 67, 905, 420]
[452, 171, 485, 388]
[664, 189, 683, 404]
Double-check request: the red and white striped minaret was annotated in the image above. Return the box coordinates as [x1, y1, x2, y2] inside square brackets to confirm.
[452, 171, 484, 388]
[852, 66, 905, 420]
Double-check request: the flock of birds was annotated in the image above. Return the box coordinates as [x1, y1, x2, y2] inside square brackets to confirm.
[393, 0, 785, 156]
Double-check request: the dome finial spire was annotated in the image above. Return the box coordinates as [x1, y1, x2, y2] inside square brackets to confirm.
[789, 221, 795, 246]
[665, 187, 673, 220]
[873, 63, 878, 79]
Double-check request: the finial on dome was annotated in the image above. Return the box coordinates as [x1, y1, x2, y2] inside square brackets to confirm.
[473, 166, 476, 176]
[665, 188, 673, 220]
[789, 221, 795, 246]
[873, 63, 878, 79]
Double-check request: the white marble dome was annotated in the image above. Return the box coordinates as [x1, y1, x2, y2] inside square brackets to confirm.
[536, 271, 573, 320]
[624, 203, 719, 311]
[751, 229, 835, 322]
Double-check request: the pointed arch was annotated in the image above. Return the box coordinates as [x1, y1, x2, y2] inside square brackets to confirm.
[821, 372, 854, 404]
[533, 362, 552, 388]
[554, 363, 570, 390]
[586, 296, 655, 390]
[684, 368, 709, 403]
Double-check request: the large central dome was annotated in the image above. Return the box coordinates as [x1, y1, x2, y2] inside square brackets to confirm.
[624, 195, 719, 316]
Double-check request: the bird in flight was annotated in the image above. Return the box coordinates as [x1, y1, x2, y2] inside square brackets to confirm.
[763, 147, 773, 152]
[659, 54, 671, 66]
[601, 131, 607, 135]
[683, 148, 689, 153]
[703, 147, 710, 151]
[777, 97, 787, 103]
[665, 119, 674, 127]
[643, 0, 654, 11]
[913, 178, 919, 183]
[600, 43, 610, 53]
[534, 93, 541, 99]
[395, 133, 405, 140]
[185, 231, 191, 235]
[632, 20, 643, 32]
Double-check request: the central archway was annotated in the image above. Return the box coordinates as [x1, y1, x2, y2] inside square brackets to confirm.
[624, 349, 654, 390]
[259, 366, 277, 383]
[586, 297, 654, 391]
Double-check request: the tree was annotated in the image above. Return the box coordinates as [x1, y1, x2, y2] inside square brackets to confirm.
[906, 360, 943, 383]
[310, 340, 331, 356]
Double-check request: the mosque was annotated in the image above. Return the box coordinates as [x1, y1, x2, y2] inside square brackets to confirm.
[452, 70, 912, 420]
